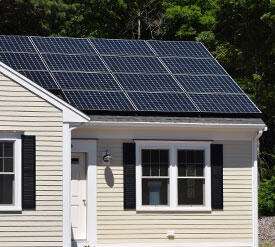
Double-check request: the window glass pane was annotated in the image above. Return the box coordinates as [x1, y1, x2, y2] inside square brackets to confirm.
[142, 149, 169, 177]
[186, 164, 196, 176]
[178, 164, 186, 176]
[0, 143, 3, 157]
[142, 150, 150, 164]
[4, 158, 13, 172]
[160, 164, 168, 176]
[142, 164, 150, 176]
[196, 164, 204, 176]
[151, 163, 159, 176]
[178, 150, 204, 177]
[142, 178, 168, 205]
[0, 174, 14, 204]
[195, 150, 204, 163]
[178, 178, 204, 205]
[178, 149, 185, 163]
[4, 143, 13, 157]
[160, 150, 168, 164]
[0, 158, 3, 172]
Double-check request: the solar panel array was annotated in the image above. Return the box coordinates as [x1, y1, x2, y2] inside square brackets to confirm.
[0, 35, 261, 115]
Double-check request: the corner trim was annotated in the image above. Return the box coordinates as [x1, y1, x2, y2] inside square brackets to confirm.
[63, 123, 71, 247]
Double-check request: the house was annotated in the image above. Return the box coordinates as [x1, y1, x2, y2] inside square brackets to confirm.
[0, 35, 266, 247]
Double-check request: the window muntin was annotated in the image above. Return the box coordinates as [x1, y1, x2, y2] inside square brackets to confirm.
[0, 142, 14, 205]
[178, 150, 205, 205]
[141, 149, 169, 205]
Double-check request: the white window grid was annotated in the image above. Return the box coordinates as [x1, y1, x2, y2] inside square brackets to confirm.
[136, 141, 211, 212]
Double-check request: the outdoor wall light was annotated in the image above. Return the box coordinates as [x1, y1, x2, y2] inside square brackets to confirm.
[102, 150, 112, 163]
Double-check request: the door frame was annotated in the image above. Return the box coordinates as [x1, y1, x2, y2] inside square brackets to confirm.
[71, 139, 97, 246]
[71, 152, 87, 241]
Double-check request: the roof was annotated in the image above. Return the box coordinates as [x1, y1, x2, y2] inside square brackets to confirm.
[0, 61, 90, 123]
[0, 35, 261, 118]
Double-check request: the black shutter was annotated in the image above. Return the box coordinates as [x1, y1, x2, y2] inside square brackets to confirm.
[123, 143, 136, 209]
[22, 135, 36, 210]
[211, 144, 223, 210]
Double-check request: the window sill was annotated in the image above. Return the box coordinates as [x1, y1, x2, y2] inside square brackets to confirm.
[136, 206, 212, 212]
[0, 206, 22, 212]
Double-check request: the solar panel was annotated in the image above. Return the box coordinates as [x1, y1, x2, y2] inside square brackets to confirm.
[148, 41, 212, 58]
[0, 35, 261, 116]
[53, 72, 120, 91]
[32, 37, 96, 54]
[0, 53, 46, 70]
[162, 57, 226, 75]
[175, 75, 243, 93]
[63, 90, 135, 111]
[115, 73, 182, 92]
[19, 70, 59, 89]
[42, 54, 107, 72]
[190, 93, 260, 113]
[91, 39, 154, 56]
[0, 36, 36, 52]
[103, 56, 167, 73]
[128, 92, 198, 112]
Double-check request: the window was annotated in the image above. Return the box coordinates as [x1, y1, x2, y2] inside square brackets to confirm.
[142, 150, 169, 205]
[178, 150, 205, 205]
[0, 135, 21, 211]
[136, 141, 211, 211]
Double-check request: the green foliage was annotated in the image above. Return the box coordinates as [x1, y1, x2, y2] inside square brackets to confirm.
[161, 1, 218, 40]
[258, 176, 275, 216]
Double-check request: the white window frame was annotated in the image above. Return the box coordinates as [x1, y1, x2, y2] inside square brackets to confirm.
[136, 140, 211, 212]
[0, 134, 22, 211]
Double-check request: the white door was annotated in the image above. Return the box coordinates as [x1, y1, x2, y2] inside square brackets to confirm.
[71, 153, 87, 240]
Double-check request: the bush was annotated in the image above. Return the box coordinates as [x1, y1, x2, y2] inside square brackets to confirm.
[258, 176, 275, 216]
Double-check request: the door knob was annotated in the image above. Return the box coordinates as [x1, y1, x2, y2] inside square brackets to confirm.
[83, 199, 86, 206]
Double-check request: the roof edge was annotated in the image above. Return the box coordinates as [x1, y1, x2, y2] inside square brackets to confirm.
[86, 121, 266, 130]
[0, 61, 90, 123]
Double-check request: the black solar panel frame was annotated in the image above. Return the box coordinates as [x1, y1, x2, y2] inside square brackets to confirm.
[53, 71, 121, 91]
[19, 70, 59, 90]
[161, 57, 227, 75]
[0, 36, 36, 53]
[42, 53, 108, 72]
[91, 39, 154, 56]
[128, 92, 199, 112]
[114, 73, 183, 92]
[63, 90, 135, 111]
[0, 52, 47, 71]
[190, 93, 261, 113]
[175, 75, 243, 93]
[147, 40, 212, 58]
[31, 36, 96, 54]
[102, 55, 168, 74]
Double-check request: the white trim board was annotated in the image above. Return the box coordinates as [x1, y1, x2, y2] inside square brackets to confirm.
[63, 123, 72, 247]
[96, 242, 253, 247]
[135, 141, 211, 212]
[252, 129, 264, 247]
[0, 61, 89, 123]
[86, 120, 266, 129]
[72, 139, 97, 246]
[0, 134, 22, 211]
[73, 127, 261, 141]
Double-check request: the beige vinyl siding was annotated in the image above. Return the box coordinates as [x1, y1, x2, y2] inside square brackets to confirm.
[97, 139, 252, 244]
[0, 74, 63, 247]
